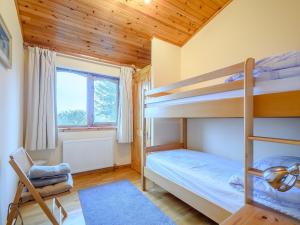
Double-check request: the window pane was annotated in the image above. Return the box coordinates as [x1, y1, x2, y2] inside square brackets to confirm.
[94, 78, 118, 124]
[56, 70, 87, 126]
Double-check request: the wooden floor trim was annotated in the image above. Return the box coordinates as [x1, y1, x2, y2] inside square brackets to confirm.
[72, 164, 131, 177]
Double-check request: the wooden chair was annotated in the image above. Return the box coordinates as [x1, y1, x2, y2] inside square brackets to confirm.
[7, 148, 70, 225]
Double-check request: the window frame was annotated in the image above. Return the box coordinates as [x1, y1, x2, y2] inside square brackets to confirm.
[56, 67, 119, 129]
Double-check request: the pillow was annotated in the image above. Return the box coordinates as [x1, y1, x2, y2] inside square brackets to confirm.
[228, 156, 300, 207]
[254, 156, 300, 171]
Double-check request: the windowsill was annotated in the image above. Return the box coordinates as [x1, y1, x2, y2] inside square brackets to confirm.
[59, 126, 117, 132]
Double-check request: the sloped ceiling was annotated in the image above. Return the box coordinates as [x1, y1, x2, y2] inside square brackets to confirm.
[16, 0, 231, 67]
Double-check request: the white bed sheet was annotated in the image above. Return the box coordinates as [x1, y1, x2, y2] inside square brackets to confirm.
[146, 150, 244, 213]
[147, 76, 300, 107]
[146, 150, 300, 219]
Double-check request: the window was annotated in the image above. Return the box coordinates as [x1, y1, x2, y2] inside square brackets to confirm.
[56, 68, 119, 127]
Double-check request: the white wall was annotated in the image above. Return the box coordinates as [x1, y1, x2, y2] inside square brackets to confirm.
[152, 118, 182, 145]
[28, 55, 131, 166]
[181, 0, 300, 79]
[0, 0, 24, 223]
[188, 118, 300, 161]
[151, 38, 181, 88]
[151, 38, 182, 145]
[180, 0, 300, 161]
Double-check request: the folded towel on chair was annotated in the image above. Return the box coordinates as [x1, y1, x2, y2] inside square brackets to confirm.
[21, 174, 74, 203]
[28, 163, 71, 179]
[30, 174, 68, 188]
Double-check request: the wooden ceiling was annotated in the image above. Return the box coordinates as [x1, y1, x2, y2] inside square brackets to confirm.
[16, 0, 231, 68]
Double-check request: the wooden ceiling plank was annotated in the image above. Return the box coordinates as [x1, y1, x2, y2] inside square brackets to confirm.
[17, 8, 150, 53]
[24, 34, 150, 67]
[168, 0, 217, 19]
[17, 0, 231, 67]
[23, 28, 150, 60]
[19, 1, 151, 46]
[196, 0, 222, 10]
[25, 39, 149, 67]
[162, 0, 203, 21]
[33, 0, 152, 40]
[210, 0, 230, 7]
[21, 16, 151, 53]
[19, 0, 150, 66]
[51, 0, 187, 45]
[155, 0, 207, 25]
[154, 0, 208, 21]
[66, 0, 187, 45]
[115, 0, 198, 35]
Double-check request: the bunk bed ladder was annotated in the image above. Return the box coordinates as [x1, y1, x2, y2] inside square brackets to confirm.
[244, 57, 255, 204]
[244, 58, 300, 204]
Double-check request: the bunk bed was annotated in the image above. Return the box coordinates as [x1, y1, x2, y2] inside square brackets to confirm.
[142, 55, 300, 224]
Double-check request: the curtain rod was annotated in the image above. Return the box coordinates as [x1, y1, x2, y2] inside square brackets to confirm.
[23, 42, 137, 70]
[56, 52, 122, 70]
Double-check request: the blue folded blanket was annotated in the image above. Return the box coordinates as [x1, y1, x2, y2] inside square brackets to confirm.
[28, 163, 71, 179]
[30, 174, 69, 188]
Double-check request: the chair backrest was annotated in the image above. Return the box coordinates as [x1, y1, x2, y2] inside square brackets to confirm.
[10, 148, 34, 175]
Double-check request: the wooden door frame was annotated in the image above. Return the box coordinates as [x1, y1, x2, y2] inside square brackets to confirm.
[131, 65, 151, 173]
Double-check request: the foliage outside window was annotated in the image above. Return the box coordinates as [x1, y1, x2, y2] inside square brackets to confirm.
[56, 68, 119, 127]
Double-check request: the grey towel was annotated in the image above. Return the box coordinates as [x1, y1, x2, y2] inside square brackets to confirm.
[28, 163, 71, 179]
[30, 174, 68, 188]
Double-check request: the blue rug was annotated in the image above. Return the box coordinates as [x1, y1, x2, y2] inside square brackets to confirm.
[79, 180, 176, 225]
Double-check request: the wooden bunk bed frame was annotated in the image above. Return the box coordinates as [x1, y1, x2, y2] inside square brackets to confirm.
[141, 58, 300, 224]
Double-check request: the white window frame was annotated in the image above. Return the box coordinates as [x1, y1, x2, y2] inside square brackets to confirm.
[56, 67, 119, 128]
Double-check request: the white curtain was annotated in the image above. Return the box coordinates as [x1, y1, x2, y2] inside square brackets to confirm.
[117, 67, 134, 143]
[25, 47, 57, 151]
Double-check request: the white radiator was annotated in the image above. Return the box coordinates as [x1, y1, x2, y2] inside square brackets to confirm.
[63, 137, 114, 174]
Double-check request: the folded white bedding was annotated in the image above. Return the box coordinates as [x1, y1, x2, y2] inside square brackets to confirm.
[226, 51, 300, 82]
[229, 156, 300, 219]
[229, 156, 300, 204]
[255, 66, 300, 81]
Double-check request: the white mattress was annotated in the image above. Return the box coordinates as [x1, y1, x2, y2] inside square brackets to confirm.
[146, 150, 244, 213]
[146, 150, 300, 219]
[147, 76, 300, 107]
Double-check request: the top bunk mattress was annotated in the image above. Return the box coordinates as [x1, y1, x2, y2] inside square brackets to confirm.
[146, 150, 300, 219]
[147, 76, 300, 107]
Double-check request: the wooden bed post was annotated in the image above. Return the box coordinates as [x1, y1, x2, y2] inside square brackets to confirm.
[182, 118, 187, 149]
[244, 58, 255, 204]
[142, 88, 147, 191]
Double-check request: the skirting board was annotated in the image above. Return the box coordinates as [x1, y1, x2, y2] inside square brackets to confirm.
[73, 164, 131, 176]
[144, 167, 232, 224]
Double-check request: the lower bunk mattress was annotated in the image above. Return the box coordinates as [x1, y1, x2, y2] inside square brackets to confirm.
[146, 150, 300, 220]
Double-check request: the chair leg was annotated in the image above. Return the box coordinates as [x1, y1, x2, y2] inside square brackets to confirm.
[54, 198, 68, 220]
[36, 198, 60, 225]
[6, 183, 24, 225]
[142, 176, 147, 191]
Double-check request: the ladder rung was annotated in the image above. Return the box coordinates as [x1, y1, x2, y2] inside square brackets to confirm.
[248, 136, 300, 145]
[248, 168, 300, 188]
[248, 168, 262, 176]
